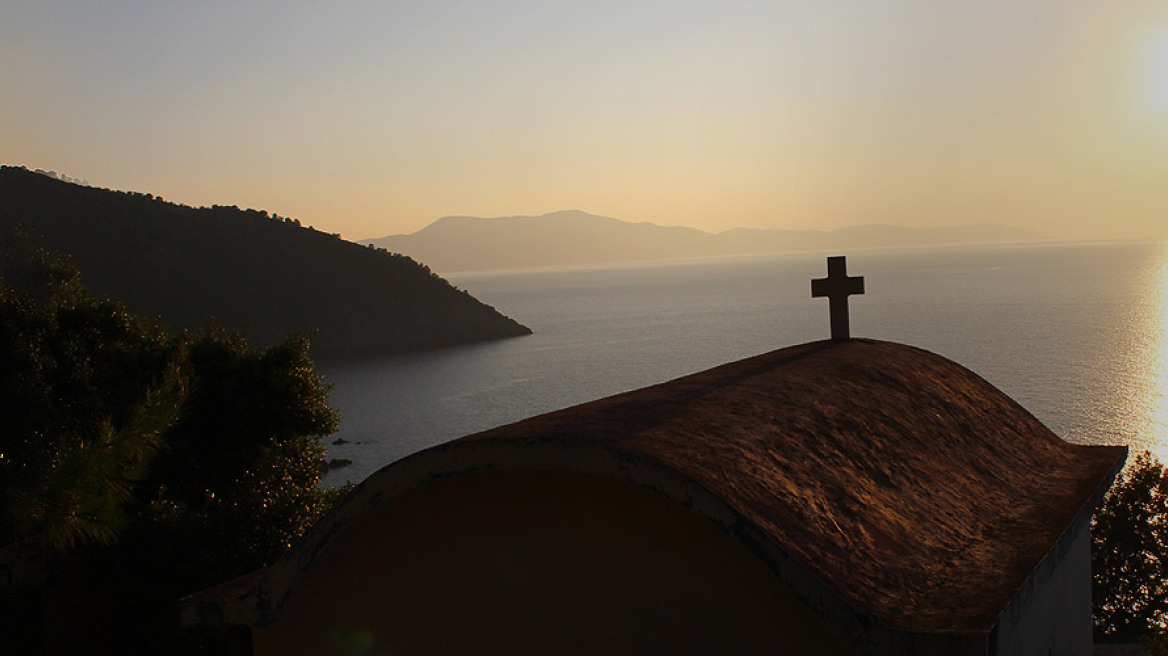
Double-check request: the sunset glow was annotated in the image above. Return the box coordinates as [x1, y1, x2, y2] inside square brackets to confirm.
[2, 2, 1167, 241]
[8, 5, 1168, 652]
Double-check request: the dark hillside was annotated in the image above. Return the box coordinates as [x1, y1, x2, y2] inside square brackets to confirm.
[0, 166, 530, 357]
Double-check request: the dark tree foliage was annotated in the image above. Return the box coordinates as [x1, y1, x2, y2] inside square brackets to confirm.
[142, 328, 340, 579]
[1093, 451, 1168, 639]
[0, 234, 342, 653]
[0, 236, 179, 550]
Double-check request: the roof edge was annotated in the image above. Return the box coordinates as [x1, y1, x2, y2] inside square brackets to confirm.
[203, 437, 982, 652]
[987, 444, 1127, 643]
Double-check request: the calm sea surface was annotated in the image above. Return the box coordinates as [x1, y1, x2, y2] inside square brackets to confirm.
[319, 241, 1168, 485]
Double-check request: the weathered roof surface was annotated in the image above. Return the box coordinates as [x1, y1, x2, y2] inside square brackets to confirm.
[191, 339, 1124, 641]
[450, 338, 1124, 633]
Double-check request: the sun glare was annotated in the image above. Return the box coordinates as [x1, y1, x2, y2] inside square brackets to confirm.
[1114, 245, 1168, 463]
[1145, 31, 1168, 112]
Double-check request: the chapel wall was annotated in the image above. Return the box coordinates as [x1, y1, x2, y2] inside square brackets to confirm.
[253, 469, 854, 656]
[990, 509, 1094, 656]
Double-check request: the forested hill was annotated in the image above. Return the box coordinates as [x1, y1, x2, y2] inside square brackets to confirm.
[0, 166, 531, 357]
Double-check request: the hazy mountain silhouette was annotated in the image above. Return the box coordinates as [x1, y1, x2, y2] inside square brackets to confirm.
[364, 210, 1044, 272]
[0, 166, 530, 357]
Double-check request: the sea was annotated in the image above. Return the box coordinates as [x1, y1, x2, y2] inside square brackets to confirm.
[318, 241, 1168, 486]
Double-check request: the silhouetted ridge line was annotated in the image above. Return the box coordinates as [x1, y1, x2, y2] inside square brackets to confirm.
[364, 211, 1046, 272]
[0, 165, 531, 357]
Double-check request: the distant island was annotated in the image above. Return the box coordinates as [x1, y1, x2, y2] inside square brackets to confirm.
[363, 210, 1046, 273]
[0, 166, 531, 357]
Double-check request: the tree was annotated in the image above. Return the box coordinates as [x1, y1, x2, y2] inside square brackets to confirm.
[0, 231, 343, 653]
[136, 327, 340, 584]
[1093, 451, 1168, 638]
[0, 235, 183, 550]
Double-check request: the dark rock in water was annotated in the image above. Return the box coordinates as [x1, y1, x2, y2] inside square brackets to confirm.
[327, 458, 353, 470]
[332, 438, 350, 445]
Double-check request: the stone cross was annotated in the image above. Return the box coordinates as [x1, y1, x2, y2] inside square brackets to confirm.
[811, 256, 865, 341]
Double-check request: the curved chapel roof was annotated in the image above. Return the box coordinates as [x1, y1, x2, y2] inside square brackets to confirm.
[203, 339, 1125, 639]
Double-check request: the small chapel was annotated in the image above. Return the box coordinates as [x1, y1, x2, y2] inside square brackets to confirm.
[182, 257, 1126, 655]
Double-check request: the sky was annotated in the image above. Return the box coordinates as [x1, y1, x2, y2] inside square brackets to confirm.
[3, 1, 1168, 241]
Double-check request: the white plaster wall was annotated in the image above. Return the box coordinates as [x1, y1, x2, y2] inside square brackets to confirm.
[991, 511, 1094, 656]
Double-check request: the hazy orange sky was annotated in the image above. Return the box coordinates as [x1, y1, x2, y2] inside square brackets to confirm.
[3, 1, 1168, 241]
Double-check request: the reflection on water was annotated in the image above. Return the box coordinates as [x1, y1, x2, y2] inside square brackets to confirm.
[1130, 245, 1168, 460]
[1071, 242, 1168, 463]
[320, 242, 1168, 484]
[1058, 242, 1168, 464]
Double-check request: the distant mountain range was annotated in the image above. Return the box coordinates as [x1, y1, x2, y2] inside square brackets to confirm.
[0, 166, 530, 357]
[363, 210, 1045, 273]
